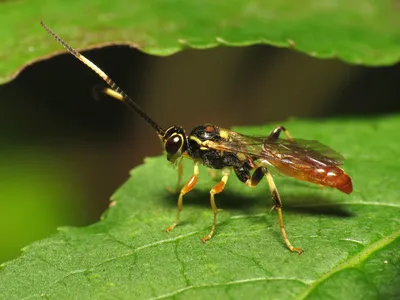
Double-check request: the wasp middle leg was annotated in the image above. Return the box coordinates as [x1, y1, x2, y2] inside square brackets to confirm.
[166, 163, 199, 232]
[207, 169, 221, 181]
[201, 168, 231, 243]
[235, 165, 303, 254]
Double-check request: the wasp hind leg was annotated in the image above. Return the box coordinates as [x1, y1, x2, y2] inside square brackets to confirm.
[239, 166, 303, 254]
[268, 126, 294, 141]
[264, 169, 303, 254]
[166, 163, 199, 232]
[201, 168, 231, 243]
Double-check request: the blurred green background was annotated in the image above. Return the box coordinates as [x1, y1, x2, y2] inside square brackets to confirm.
[0, 43, 399, 263]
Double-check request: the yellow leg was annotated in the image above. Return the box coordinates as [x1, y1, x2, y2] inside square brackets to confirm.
[166, 163, 199, 232]
[265, 170, 303, 254]
[201, 168, 230, 243]
[167, 158, 184, 194]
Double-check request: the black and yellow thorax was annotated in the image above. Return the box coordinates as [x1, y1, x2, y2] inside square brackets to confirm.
[186, 124, 250, 170]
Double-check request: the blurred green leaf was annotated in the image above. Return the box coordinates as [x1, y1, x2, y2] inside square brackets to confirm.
[1, 116, 399, 299]
[1, 0, 400, 83]
[0, 149, 86, 263]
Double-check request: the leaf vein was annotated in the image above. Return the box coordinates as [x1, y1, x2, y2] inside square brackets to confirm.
[147, 277, 310, 300]
[174, 239, 191, 287]
[296, 227, 400, 299]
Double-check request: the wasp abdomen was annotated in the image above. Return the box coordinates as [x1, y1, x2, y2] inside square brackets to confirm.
[309, 166, 353, 194]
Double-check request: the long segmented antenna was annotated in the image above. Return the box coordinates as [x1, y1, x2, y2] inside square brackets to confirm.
[40, 21, 165, 137]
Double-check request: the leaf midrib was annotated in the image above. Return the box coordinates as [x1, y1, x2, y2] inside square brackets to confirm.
[296, 227, 400, 299]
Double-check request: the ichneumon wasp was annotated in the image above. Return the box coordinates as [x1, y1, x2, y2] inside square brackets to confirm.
[41, 21, 353, 254]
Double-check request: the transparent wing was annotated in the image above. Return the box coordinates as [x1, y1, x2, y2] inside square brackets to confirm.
[210, 130, 344, 168]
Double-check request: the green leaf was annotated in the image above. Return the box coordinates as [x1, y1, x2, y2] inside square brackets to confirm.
[0, 150, 85, 263]
[1, 116, 399, 299]
[2, 0, 400, 83]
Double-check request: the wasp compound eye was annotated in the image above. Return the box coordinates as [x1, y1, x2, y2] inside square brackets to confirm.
[166, 135, 183, 154]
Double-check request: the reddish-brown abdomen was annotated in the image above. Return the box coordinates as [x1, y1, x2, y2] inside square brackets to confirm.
[270, 161, 352, 194]
[335, 172, 353, 194]
[309, 166, 353, 194]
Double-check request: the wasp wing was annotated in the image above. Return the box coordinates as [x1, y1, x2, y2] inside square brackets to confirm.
[210, 130, 344, 169]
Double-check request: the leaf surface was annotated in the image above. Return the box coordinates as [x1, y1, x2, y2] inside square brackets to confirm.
[1, 116, 399, 299]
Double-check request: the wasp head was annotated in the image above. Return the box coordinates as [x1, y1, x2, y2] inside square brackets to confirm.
[162, 126, 188, 163]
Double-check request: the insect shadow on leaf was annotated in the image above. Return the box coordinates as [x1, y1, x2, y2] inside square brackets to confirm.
[284, 196, 354, 218]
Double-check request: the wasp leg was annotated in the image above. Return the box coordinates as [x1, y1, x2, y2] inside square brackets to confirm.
[207, 169, 221, 181]
[264, 169, 303, 254]
[268, 126, 294, 141]
[175, 158, 184, 191]
[201, 168, 231, 243]
[166, 163, 199, 232]
[244, 166, 265, 187]
[238, 165, 303, 253]
[235, 164, 303, 253]
[167, 158, 184, 194]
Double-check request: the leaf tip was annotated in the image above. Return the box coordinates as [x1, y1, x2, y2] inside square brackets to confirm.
[56, 226, 71, 233]
[20, 245, 31, 253]
[178, 39, 188, 45]
[215, 36, 228, 44]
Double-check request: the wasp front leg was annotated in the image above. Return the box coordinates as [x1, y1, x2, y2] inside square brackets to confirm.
[167, 158, 184, 194]
[166, 163, 199, 232]
[235, 165, 303, 254]
[201, 168, 231, 243]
